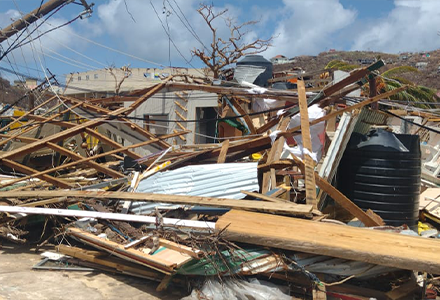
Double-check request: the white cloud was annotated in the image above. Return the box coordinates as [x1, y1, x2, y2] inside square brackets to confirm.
[93, 0, 249, 67]
[351, 0, 440, 52]
[263, 0, 357, 58]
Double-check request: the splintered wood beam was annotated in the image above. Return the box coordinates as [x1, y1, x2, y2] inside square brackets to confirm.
[174, 101, 187, 112]
[1, 159, 71, 188]
[256, 116, 281, 134]
[59, 96, 170, 149]
[262, 117, 290, 193]
[297, 80, 317, 207]
[45, 143, 124, 179]
[0, 131, 124, 179]
[215, 210, 440, 274]
[229, 97, 257, 134]
[0, 190, 314, 216]
[281, 85, 408, 137]
[128, 77, 172, 112]
[83, 128, 143, 160]
[240, 190, 287, 203]
[175, 110, 187, 121]
[25, 114, 143, 160]
[0, 102, 83, 148]
[217, 139, 229, 163]
[0, 95, 56, 132]
[0, 130, 189, 189]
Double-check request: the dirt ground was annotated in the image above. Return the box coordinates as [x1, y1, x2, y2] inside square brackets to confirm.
[0, 241, 186, 300]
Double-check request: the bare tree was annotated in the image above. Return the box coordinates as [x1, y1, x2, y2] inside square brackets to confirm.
[191, 4, 273, 78]
[107, 65, 132, 95]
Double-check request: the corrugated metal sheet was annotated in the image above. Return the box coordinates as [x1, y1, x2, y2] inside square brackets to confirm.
[130, 163, 259, 214]
[353, 107, 389, 135]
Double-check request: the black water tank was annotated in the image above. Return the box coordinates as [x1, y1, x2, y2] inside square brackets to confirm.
[236, 55, 273, 87]
[338, 129, 421, 229]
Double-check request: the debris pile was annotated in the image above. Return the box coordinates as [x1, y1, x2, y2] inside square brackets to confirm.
[1, 59, 440, 300]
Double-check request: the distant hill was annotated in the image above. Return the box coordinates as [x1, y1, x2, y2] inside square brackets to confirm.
[274, 50, 440, 90]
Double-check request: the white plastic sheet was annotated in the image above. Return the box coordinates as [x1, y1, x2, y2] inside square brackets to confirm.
[182, 278, 291, 300]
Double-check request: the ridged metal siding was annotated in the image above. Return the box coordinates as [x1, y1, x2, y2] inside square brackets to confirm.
[130, 163, 259, 214]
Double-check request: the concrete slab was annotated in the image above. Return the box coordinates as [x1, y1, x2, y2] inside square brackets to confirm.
[0, 242, 184, 300]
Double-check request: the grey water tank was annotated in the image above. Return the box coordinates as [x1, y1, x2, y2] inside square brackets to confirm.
[338, 129, 421, 229]
[236, 55, 273, 87]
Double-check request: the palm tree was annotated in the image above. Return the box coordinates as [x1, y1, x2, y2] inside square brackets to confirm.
[325, 61, 440, 108]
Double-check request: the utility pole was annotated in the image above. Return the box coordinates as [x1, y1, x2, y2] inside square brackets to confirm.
[0, 0, 92, 44]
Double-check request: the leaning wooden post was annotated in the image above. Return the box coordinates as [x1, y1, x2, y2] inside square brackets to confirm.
[297, 79, 317, 208]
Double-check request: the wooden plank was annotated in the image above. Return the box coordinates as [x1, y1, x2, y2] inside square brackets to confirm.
[262, 118, 290, 193]
[240, 190, 289, 203]
[385, 279, 419, 300]
[0, 95, 56, 132]
[0, 130, 189, 189]
[0, 102, 83, 148]
[217, 139, 229, 163]
[281, 85, 408, 138]
[57, 245, 164, 281]
[0, 190, 314, 216]
[297, 80, 317, 207]
[215, 210, 440, 274]
[1, 159, 71, 188]
[66, 227, 176, 274]
[45, 142, 124, 179]
[229, 97, 257, 135]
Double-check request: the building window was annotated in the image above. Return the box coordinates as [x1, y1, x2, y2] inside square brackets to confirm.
[143, 114, 168, 135]
[94, 74, 98, 79]
[78, 76, 81, 81]
[86, 75, 89, 80]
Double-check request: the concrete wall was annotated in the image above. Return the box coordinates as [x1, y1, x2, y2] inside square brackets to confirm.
[63, 67, 210, 97]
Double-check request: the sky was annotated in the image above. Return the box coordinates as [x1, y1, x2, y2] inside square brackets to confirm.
[1, 0, 440, 84]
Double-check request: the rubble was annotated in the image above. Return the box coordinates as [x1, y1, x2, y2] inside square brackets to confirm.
[0, 58, 439, 300]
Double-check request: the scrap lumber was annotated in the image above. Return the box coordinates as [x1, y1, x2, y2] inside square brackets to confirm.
[216, 210, 440, 274]
[59, 96, 171, 149]
[0, 130, 189, 189]
[57, 244, 164, 281]
[65, 227, 193, 274]
[0, 190, 314, 216]
[0, 102, 83, 148]
[281, 85, 408, 138]
[0, 95, 56, 132]
[229, 97, 257, 134]
[217, 139, 229, 163]
[167, 82, 299, 102]
[297, 80, 317, 207]
[240, 190, 288, 203]
[1, 158, 71, 188]
[262, 117, 290, 193]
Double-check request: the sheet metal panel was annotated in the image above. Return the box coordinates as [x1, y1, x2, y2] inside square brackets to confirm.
[130, 163, 259, 214]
